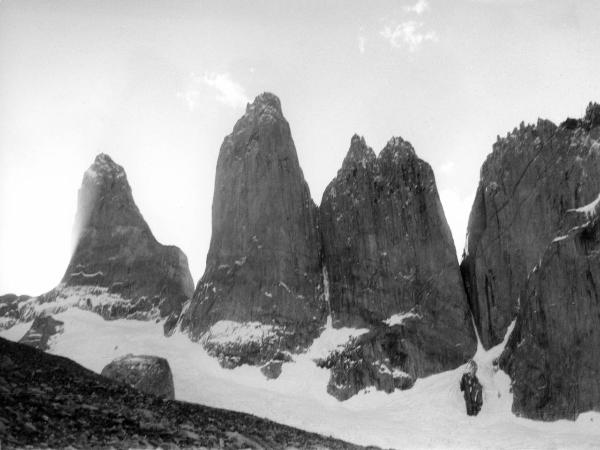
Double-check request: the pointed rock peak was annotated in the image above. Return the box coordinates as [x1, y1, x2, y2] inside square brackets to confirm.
[380, 136, 416, 162]
[94, 152, 115, 165]
[351, 133, 366, 146]
[254, 92, 282, 110]
[342, 134, 376, 169]
[245, 92, 283, 118]
[86, 153, 126, 181]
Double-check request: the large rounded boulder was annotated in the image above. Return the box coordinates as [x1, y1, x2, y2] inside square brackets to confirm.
[101, 354, 175, 400]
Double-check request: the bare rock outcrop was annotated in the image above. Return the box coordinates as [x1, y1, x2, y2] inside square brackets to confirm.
[461, 103, 600, 348]
[318, 135, 476, 399]
[180, 93, 325, 368]
[18, 315, 64, 351]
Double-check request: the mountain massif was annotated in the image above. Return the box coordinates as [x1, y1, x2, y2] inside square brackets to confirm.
[1, 93, 599, 420]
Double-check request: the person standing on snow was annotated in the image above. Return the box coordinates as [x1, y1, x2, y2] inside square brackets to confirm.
[460, 359, 483, 416]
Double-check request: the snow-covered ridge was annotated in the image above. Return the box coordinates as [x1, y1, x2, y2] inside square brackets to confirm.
[15, 284, 161, 324]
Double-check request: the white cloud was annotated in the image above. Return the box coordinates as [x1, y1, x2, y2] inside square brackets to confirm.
[380, 21, 438, 52]
[439, 161, 456, 174]
[177, 71, 249, 111]
[404, 0, 430, 15]
[358, 34, 366, 54]
[177, 89, 201, 111]
[201, 72, 249, 109]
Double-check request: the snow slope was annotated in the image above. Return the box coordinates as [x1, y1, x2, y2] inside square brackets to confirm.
[3, 310, 599, 449]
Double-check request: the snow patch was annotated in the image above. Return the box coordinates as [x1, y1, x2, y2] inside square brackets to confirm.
[383, 309, 422, 326]
[234, 256, 247, 266]
[202, 320, 283, 346]
[568, 193, 600, 218]
[304, 325, 369, 361]
[0, 320, 31, 341]
[69, 271, 104, 278]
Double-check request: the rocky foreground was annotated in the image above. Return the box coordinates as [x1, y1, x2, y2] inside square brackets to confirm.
[0, 337, 374, 450]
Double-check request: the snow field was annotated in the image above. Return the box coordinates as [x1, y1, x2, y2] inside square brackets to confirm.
[2, 310, 599, 449]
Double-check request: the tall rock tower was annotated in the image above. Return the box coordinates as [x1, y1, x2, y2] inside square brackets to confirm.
[10, 154, 194, 334]
[461, 103, 600, 349]
[180, 93, 325, 369]
[318, 135, 476, 399]
[496, 103, 600, 419]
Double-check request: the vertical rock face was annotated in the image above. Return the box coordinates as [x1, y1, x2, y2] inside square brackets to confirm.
[318, 135, 476, 399]
[6, 154, 194, 333]
[461, 103, 600, 349]
[500, 200, 600, 419]
[180, 93, 325, 368]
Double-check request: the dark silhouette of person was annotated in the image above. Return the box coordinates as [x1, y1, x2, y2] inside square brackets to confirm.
[460, 359, 483, 416]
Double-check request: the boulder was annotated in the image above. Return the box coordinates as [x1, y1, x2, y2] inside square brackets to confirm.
[260, 361, 284, 379]
[180, 93, 326, 367]
[461, 104, 600, 348]
[101, 354, 175, 400]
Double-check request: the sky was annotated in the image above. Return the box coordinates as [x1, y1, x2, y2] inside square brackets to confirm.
[1, 0, 599, 295]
